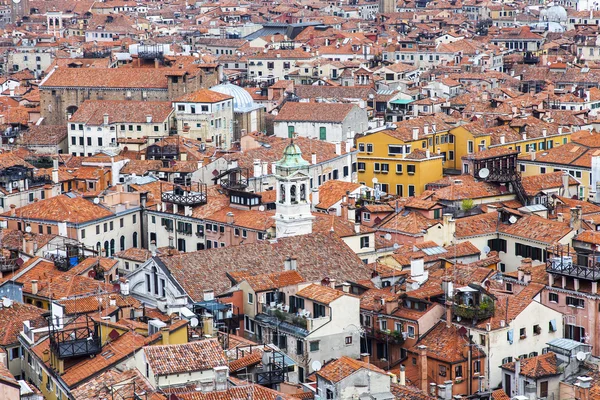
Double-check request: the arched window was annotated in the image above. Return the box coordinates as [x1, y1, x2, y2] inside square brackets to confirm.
[300, 184, 306, 201]
[151, 266, 159, 295]
[103, 241, 109, 257]
[96, 242, 101, 253]
[280, 184, 285, 202]
[133, 232, 138, 248]
[109, 239, 115, 256]
[120, 236, 125, 251]
[290, 184, 297, 203]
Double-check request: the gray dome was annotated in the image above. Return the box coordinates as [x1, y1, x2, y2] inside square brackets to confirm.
[210, 82, 257, 112]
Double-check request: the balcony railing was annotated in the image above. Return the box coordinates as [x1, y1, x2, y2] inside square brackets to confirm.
[546, 256, 600, 280]
[161, 183, 207, 207]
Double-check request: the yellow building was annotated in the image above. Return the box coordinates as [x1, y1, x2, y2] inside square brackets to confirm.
[449, 119, 572, 173]
[356, 122, 446, 196]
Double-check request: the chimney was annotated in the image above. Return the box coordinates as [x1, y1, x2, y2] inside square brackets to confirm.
[146, 115, 152, 124]
[424, 125, 429, 135]
[557, 213, 564, 222]
[542, 128, 547, 137]
[161, 327, 170, 345]
[570, 206, 582, 232]
[284, 257, 297, 271]
[262, 161, 268, 176]
[31, 280, 38, 295]
[10, 204, 15, 217]
[121, 280, 130, 295]
[562, 172, 571, 196]
[442, 213, 456, 246]
[103, 113, 109, 125]
[575, 376, 592, 400]
[253, 159, 262, 178]
[411, 257, 425, 279]
[341, 283, 350, 293]
[446, 296, 453, 328]
[412, 127, 419, 140]
[399, 365, 406, 385]
[203, 290, 215, 301]
[335, 142, 341, 155]
[500, 135, 505, 145]
[52, 159, 59, 184]
[418, 345, 428, 392]
[226, 212, 234, 225]
[329, 278, 336, 289]
[360, 353, 370, 363]
[515, 359, 522, 396]
[311, 187, 319, 209]
[312, 152, 317, 165]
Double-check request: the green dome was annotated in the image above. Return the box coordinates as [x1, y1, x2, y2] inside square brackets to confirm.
[277, 141, 310, 169]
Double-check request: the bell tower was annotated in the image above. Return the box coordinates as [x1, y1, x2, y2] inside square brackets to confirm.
[274, 141, 314, 239]
[11, 0, 29, 23]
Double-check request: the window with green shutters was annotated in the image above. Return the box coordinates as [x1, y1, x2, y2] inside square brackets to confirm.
[288, 126, 294, 138]
[319, 127, 327, 140]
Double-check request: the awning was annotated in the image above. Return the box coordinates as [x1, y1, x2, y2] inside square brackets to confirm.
[390, 99, 414, 105]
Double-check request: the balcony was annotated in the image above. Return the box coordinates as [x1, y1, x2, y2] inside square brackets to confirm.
[161, 183, 207, 207]
[48, 315, 101, 359]
[256, 305, 310, 337]
[546, 255, 600, 281]
[263, 305, 307, 330]
[366, 327, 405, 345]
[452, 285, 496, 321]
[452, 302, 495, 321]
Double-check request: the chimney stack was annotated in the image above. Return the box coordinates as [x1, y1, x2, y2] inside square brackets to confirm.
[418, 345, 428, 392]
[399, 365, 406, 385]
[31, 280, 38, 295]
[570, 206, 582, 232]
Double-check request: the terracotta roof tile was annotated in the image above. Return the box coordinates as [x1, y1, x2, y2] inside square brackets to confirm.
[315, 180, 362, 210]
[296, 283, 346, 305]
[501, 352, 560, 378]
[274, 102, 356, 123]
[237, 270, 305, 292]
[410, 321, 484, 363]
[157, 233, 370, 301]
[70, 100, 173, 125]
[316, 356, 387, 383]
[0, 302, 47, 346]
[144, 339, 227, 376]
[1, 194, 113, 223]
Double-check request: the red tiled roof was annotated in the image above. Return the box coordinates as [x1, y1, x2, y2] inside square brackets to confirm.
[144, 339, 227, 376]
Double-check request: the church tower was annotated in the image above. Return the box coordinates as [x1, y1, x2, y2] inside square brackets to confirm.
[379, 0, 396, 14]
[274, 141, 314, 239]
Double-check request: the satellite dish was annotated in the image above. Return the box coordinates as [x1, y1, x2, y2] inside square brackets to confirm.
[478, 168, 490, 179]
[258, 205, 265, 212]
[372, 177, 378, 184]
[190, 317, 199, 328]
[25, 226, 31, 233]
[508, 215, 518, 224]
[311, 360, 322, 371]
[8, 138, 14, 143]
[384, 233, 392, 240]
[576, 351, 586, 361]
[2, 298, 12, 308]
[393, 243, 400, 249]
[93, 198, 100, 204]
[483, 245, 491, 254]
